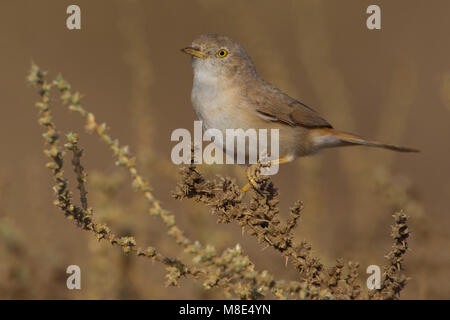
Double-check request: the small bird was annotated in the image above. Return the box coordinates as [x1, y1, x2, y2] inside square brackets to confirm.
[181, 34, 418, 170]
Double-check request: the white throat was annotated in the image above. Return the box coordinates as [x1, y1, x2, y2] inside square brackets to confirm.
[190, 62, 236, 132]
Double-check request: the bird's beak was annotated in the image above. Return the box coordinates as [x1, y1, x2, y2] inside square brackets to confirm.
[180, 47, 209, 59]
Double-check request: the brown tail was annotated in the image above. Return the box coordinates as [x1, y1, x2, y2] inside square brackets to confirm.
[329, 129, 419, 153]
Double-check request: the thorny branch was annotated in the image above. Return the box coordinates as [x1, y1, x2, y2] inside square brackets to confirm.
[27, 63, 411, 299]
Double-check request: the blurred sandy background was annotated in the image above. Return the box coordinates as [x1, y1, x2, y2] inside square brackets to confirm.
[0, 0, 449, 299]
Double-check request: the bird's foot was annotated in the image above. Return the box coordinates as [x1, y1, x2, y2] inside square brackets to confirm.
[239, 157, 292, 198]
[240, 161, 272, 197]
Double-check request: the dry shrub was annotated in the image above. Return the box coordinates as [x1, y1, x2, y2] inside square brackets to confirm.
[27, 64, 411, 300]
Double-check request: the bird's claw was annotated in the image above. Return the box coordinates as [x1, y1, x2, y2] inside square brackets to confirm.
[240, 161, 272, 197]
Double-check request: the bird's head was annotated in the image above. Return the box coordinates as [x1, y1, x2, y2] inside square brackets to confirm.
[181, 34, 256, 79]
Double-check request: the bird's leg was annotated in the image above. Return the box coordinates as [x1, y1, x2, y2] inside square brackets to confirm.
[239, 163, 263, 197]
[240, 157, 292, 195]
[265, 157, 292, 166]
[246, 163, 260, 191]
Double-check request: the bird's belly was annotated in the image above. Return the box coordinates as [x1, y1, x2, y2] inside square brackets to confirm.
[195, 104, 238, 133]
[191, 86, 246, 132]
[190, 86, 308, 162]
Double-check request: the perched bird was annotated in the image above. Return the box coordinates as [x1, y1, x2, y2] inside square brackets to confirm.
[181, 34, 418, 172]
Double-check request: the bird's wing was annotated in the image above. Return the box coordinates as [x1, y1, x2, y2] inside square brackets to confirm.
[247, 81, 332, 129]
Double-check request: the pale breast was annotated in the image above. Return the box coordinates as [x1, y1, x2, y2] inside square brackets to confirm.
[191, 67, 245, 132]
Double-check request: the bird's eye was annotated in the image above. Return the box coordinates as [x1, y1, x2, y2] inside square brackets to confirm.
[217, 49, 228, 58]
